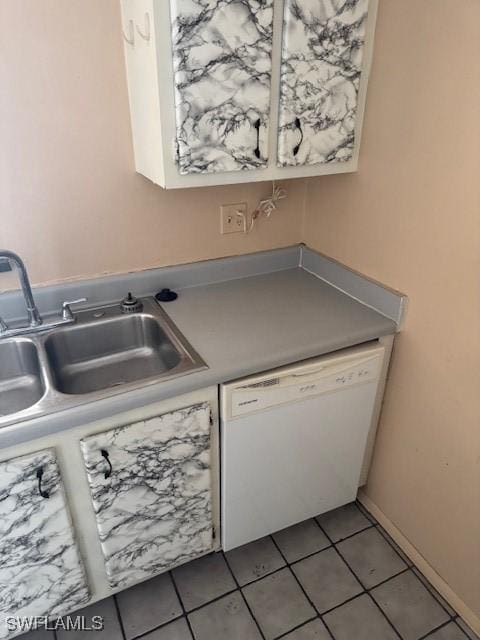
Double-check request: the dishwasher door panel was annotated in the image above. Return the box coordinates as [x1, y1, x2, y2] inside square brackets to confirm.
[221, 379, 379, 551]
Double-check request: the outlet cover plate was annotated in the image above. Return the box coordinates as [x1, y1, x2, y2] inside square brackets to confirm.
[220, 203, 247, 234]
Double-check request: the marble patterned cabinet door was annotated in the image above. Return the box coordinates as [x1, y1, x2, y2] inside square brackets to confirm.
[278, 0, 370, 167]
[80, 403, 214, 589]
[0, 449, 89, 639]
[169, 0, 274, 175]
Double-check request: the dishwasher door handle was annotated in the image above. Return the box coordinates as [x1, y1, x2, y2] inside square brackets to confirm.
[291, 367, 326, 378]
[290, 354, 381, 380]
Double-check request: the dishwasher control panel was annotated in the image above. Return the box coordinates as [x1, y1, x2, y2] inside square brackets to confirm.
[225, 345, 385, 419]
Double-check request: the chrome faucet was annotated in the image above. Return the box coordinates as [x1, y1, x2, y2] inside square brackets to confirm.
[0, 250, 42, 330]
[0, 250, 87, 338]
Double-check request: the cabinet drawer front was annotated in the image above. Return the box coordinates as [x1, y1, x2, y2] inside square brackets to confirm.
[81, 403, 213, 589]
[278, 0, 369, 167]
[0, 449, 89, 639]
[170, 0, 274, 175]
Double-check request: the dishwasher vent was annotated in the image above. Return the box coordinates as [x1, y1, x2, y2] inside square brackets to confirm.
[242, 378, 280, 390]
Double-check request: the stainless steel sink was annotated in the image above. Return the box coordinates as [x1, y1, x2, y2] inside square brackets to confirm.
[0, 297, 207, 427]
[0, 339, 45, 416]
[45, 314, 186, 395]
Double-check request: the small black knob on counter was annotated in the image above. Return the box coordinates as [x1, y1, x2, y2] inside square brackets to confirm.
[155, 288, 178, 302]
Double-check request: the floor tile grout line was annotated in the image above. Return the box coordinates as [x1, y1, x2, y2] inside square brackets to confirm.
[272, 614, 320, 640]
[272, 518, 410, 635]
[364, 566, 411, 591]
[132, 614, 185, 640]
[287, 546, 411, 593]
[374, 523, 414, 565]
[311, 513, 336, 545]
[331, 531, 410, 592]
[318, 511, 457, 640]
[331, 536, 407, 639]
[198, 534, 329, 592]
[335, 549, 405, 639]
[454, 618, 479, 640]
[319, 616, 338, 640]
[317, 525, 368, 589]
[226, 557, 288, 588]
[246, 540, 333, 577]
[315, 517, 406, 640]
[418, 618, 466, 640]
[411, 566, 458, 622]
[358, 500, 459, 623]
[215, 522, 402, 596]
[221, 550, 267, 640]
[269, 535, 336, 640]
[173, 584, 239, 618]
[364, 592, 403, 640]
[354, 500, 409, 558]
[314, 521, 375, 544]
[355, 499, 378, 525]
[112, 593, 128, 640]
[168, 570, 197, 640]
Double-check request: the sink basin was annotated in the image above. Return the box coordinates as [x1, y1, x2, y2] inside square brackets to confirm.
[45, 314, 184, 395]
[0, 297, 206, 428]
[0, 340, 45, 416]
[44, 312, 199, 395]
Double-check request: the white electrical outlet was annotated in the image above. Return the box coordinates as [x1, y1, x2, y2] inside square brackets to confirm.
[220, 203, 247, 234]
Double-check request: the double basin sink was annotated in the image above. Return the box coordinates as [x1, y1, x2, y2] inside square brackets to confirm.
[0, 297, 206, 426]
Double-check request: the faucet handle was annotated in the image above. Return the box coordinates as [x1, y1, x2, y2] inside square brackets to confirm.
[62, 297, 88, 321]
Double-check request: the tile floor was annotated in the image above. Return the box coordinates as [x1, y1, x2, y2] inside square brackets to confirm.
[20, 502, 479, 640]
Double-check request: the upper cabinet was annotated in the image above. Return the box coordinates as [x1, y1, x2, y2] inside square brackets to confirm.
[120, 0, 378, 189]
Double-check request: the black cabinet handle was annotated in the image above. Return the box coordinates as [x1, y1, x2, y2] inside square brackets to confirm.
[254, 118, 261, 159]
[36, 467, 50, 499]
[101, 449, 112, 479]
[293, 117, 303, 156]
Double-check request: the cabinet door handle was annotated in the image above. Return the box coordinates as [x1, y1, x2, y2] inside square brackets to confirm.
[254, 118, 261, 159]
[101, 449, 113, 479]
[293, 117, 303, 156]
[36, 467, 50, 499]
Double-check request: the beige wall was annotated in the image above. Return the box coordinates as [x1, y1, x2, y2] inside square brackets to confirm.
[1, 0, 479, 624]
[0, 0, 304, 288]
[304, 0, 480, 620]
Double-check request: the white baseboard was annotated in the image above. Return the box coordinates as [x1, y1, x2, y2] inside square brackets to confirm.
[358, 490, 480, 637]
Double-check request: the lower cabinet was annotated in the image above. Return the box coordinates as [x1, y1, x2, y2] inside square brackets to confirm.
[80, 402, 214, 589]
[0, 449, 89, 639]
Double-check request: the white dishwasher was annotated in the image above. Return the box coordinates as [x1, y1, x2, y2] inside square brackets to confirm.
[220, 342, 385, 551]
